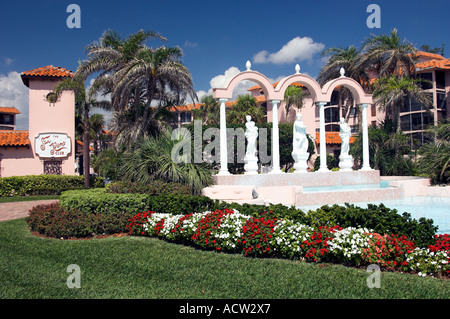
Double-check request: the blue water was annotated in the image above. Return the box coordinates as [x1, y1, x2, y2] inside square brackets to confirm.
[303, 181, 389, 193]
[297, 196, 450, 235]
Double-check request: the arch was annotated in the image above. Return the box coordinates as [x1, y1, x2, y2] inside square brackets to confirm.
[212, 70, 276, 100]
[321, 76, 373, 105]
[273, 73, 325, 102]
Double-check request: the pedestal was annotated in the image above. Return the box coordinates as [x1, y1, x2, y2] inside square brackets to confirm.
[339, 154, 354, 172]
[244, 157, 258, 175]
[292, 152, 309, 173]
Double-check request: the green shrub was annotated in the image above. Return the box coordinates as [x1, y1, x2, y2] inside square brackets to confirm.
[106, 180, 191, 195]
[307, 203, 437, 248]
[60, 189, 219, 216]
[0, 175, 104, 197]
[26, 203, 95, 239]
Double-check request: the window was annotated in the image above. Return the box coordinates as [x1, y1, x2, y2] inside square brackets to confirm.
[180, 111, 192, 123]
[435, 71, 446, 90]
[401, 94, 432, 113]
[0, 126, 13, 130]
[351, 125, 359, 134]
[400, 112, 433, 132]
[417, 72, 433, 90]
[0, 114, 14, 125]
[43, 160, 62, 175]
[349, 107, 359, 117]
[325, 107, 339, 123]
[437, 92, 447, 110]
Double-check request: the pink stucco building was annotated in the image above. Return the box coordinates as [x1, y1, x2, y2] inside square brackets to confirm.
[0, 66, 76, 177]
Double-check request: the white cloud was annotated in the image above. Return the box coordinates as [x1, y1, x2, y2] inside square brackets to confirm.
[183, 40, 198, 49]
[253, 36, 325, 65]
[0, 71, 29, 130]
[1, 57, 13, 66]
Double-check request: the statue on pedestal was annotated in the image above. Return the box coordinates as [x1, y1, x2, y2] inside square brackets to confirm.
[339, 117, 353, 171]
[291, 113, 309, 173]
[244, 115, 258, 174]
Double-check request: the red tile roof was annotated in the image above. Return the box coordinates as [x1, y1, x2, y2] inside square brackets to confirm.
[315, 131, 356, 145]
[414, 51, 446, 60]
[21, 65, 73, 87]
[416, 58, 450, 71]
[0, 107, 20, 114]
[169, 95, 267, 113]
[0, 130, 30, 147]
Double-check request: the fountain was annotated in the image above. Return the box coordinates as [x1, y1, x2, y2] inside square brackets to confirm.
[202, 63, 403, 207]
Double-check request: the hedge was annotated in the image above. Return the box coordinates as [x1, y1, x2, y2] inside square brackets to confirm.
[0, 175, 105, 197]
[55, 189, 438, 248]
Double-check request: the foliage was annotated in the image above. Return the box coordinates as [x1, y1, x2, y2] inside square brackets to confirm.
[350, 120, 417, 176]
[0, 175, 104, 197]
[106, 180, 191, 195]
[307, 203, 437, 248]
[192, 94, 220, 125]
[226, 94, 266, 124]
[90, 148, 124, 181]
[26, 203, 94, 239]
[313, 153, 338, 171]
[418, 122, 450, 184]
[119, 130, 214, 194]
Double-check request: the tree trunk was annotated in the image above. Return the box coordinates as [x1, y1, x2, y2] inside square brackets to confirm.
[83, 103, 90, 188]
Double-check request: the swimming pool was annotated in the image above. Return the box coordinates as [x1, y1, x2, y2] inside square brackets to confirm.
[297, 196, 450, 235]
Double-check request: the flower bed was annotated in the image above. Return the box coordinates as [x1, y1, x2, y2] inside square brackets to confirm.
[127, 209, 450, 278]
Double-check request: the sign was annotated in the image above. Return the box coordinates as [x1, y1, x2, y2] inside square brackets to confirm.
[35, 133, 71, 158]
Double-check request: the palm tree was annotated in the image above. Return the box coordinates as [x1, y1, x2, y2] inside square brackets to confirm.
[111, 45, 197, 141]
[192, 95, 220, 125]
[418, 122, 450, 184]
[357, 28, 418, 78]
[89, 113, 105, 155]
[227, 94, 265, 124]
[317, 45, 368, 121]
[372, 75, 432, 132]
[283, 85, 309, 121]
[53, 77, 110, 187]
[119, 130, 214, 194]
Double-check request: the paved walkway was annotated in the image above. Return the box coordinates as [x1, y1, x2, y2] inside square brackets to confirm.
[0, 200, 59, 222]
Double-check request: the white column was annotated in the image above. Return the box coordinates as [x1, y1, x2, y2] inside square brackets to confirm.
[317, 102, 329, 172]
[218, 98, 230, 175]
[360, 103, 372, 171]
[269, 100, 282, 174]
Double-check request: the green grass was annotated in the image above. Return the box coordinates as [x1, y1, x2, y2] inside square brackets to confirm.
[0, 195, 60, 203]
[1, 218, 449, 299]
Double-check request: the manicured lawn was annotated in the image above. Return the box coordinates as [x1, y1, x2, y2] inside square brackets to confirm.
[1, 218, 449, 299]
[0, 195, 60, 203]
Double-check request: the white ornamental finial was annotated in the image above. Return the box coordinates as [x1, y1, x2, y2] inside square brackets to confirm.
[246, 60, 251, 71]
[340, 67, 345, 77]
[295, 64, 300, 74]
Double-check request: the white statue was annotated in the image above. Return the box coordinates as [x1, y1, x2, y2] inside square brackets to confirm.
[292, 113, 308, 155]
[339, 117, 353, 171]
[244, 115, 258, 160]
[339, 117, 351, 156]
[291, 113, 310, 173]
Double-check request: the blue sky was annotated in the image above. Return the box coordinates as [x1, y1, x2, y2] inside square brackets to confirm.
[1, 0, 448, 129]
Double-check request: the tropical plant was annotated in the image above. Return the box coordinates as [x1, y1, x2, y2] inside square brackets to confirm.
[192, 95, 220, 125]
[119, 130, 214, 194]
[53, 77, 110, 187]
[75, 29, 196, 146]
[226, 94, 265, 124]
[372, 75, 432, 132]
[418, 122, 450, 184]
[356, 28, 418, 78]
[89, 113, 105, 155]
[283, 85, 309, 120]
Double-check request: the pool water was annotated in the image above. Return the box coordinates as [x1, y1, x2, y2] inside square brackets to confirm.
[297, 196, 450, 235]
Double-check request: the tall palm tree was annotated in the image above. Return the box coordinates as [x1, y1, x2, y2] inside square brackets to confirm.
[53, 77, 110, 187]
[111, 45, 197, 140]
[372, 75, 432, 132]
[227, 94, 265, 124]
[357, 28, 418, 78]
[192, 95, 220, 125]
[89, 113, 105, 155]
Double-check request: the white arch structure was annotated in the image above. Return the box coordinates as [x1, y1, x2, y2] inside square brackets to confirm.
[212, 63, 373, 175]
